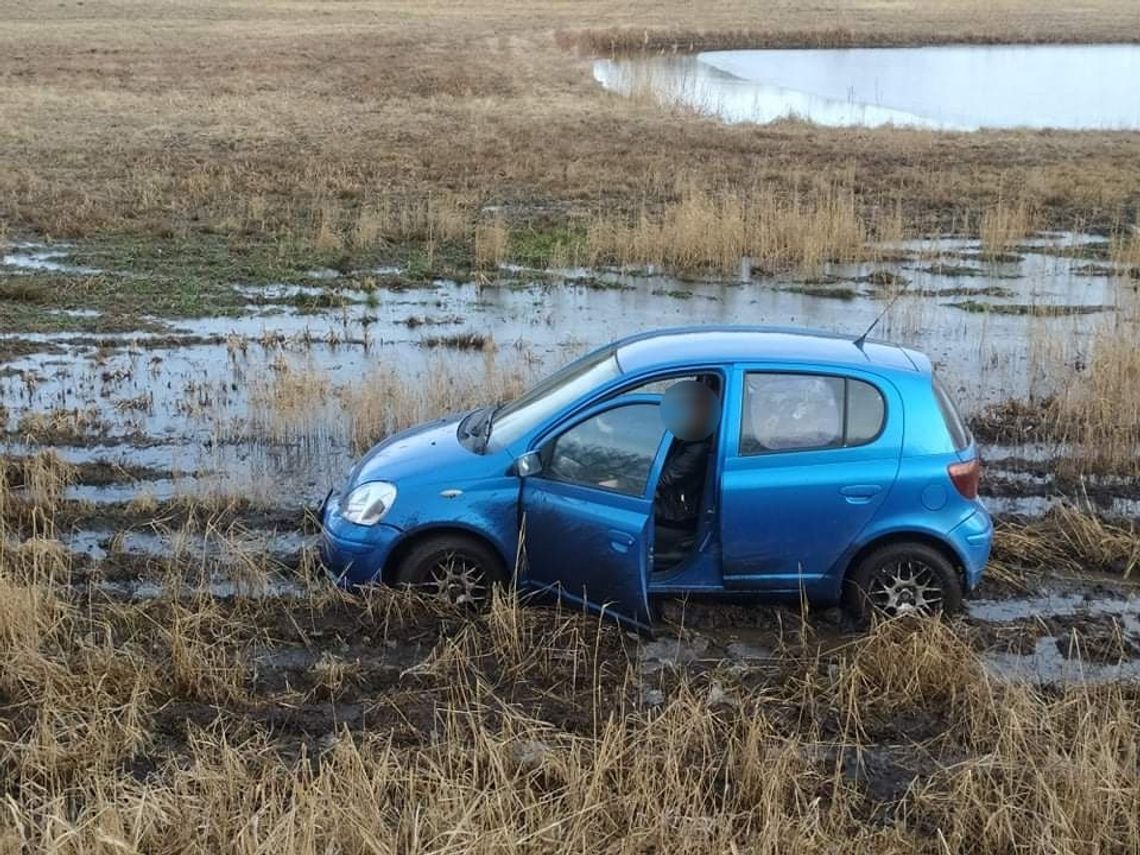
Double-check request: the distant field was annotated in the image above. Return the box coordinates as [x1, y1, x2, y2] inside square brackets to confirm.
[2, 0, 1140, 259]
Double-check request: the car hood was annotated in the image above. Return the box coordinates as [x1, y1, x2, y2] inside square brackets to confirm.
[347, 414, 482, 487]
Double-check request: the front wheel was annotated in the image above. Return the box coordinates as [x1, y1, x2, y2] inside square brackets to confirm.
[843, 542, 963, 622]
[393, 534, 507, 609]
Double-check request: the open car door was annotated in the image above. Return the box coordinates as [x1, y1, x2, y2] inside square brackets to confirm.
[517, 398, 666, 634]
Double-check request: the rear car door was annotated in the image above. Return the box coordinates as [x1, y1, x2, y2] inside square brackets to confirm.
[518, 396, 668, 632]
[719, 367, 903, 592]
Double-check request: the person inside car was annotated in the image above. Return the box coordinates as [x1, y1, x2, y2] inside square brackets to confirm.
[655, 378, 720, 567]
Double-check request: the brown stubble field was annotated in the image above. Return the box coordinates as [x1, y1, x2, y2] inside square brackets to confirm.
[1, 456, 1139, 852]
[3, 0, 1140, 245]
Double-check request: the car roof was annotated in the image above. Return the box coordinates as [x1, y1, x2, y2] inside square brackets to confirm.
[613, 326, 929, 376]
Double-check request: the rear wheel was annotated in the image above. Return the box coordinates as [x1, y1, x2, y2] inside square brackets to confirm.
[844, 542, 962, 622]
[393, 534, 506, 609]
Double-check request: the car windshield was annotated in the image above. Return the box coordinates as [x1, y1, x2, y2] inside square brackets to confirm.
[484, 346, 622, 452]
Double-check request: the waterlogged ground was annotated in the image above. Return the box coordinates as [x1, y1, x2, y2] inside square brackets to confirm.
[2, 231, 1139, 689]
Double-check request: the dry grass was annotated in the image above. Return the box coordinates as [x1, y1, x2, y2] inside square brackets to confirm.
[994, 505, 1139, 579]
[15, 407, 108, 445]
[1, 450, 77, 511]
[2, 423, 1139, 851]
[244, 354, 533, 452]
[349, 193, 476, 249]
[246, 364, 334, 445]
[586, 182, 870, 274]
[559, 18, 1140, 55]
[2, 0, 1140, 257]
[336, 353, 531, 453]
[971, 317, 1140, 478]
[474, 215, 511, 269]
[980, 196, 1037, 256]
[1051, 323, 1140, 476]
[0, 534, 1137, 854]
[3, 3, 1140, 847]
[1109, 220, 1140, 271]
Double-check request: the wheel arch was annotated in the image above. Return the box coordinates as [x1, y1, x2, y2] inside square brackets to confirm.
[843, 529, 966, 586]
[381, 524, 513, 587]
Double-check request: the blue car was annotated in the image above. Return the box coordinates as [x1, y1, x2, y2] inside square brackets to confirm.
[319, 326, 991, 631]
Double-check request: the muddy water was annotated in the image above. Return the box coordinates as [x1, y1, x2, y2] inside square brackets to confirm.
[1, 234, 1136, 513]
[644, 577, 1140, 687]
[970, 588, 1140, 683]
[2, 241, 103, 275]
[595, 45, 1140, 130]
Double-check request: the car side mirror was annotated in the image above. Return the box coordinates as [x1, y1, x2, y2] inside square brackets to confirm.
[513, 451, 542, 478]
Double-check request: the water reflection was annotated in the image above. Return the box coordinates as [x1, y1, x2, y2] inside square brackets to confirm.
[595, 45, 1140, 130]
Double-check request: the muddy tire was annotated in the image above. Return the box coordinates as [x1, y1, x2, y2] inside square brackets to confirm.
[393, 533, 506, 609]
[843, 542, 962, 623]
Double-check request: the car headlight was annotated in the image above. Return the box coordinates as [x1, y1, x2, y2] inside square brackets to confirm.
[341, 481, 397, 526]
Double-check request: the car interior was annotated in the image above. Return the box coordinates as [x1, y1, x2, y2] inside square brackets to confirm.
[653, 374, 722, 573]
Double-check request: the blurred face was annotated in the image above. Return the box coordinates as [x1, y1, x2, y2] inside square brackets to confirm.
[662, 380, 720, 441]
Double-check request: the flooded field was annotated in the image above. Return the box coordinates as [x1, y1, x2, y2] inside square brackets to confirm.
[3, 227, 1139, 849]
[3, 230, 1138, 616]
[3, 232, 1136, 511]
[595, 44, 1140, 130]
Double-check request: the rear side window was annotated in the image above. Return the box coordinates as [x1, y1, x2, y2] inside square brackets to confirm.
[741, 373, 886, 454]
[933, 376, 972, 451]
[847, 378, 886, 445]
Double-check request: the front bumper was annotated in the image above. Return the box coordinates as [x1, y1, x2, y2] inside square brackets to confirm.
[949, 507, 993, 591]
[317, 491, 403, 587]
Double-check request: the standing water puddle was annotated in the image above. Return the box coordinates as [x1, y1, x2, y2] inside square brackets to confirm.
[970, 590, 1140, 684]
[2, 234, 1137, 513]
[595, 45, 1140, 130]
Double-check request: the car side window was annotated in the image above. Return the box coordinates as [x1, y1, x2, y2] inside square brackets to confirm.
[846, 378, 887, 445]
[614, 374, 700, 397]
[541, 403, 665, 496]
[741, 373, 885, 454]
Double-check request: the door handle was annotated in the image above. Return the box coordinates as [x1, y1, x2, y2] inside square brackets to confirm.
[607, 530, 636, 554]
[840, 484, 882, 502]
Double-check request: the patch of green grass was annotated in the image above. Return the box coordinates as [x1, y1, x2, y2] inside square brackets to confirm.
[0, 234, 486, 330]
[420, 332, 489, 350]
[402, 248, 437, 281]
[0, 280, 51, 304]
[779, 284, 859, 300]
[947, 300, 1114, 316]
[508, 224, 588, 268]
[911, 285, 1014, 298]
[291, 291, 353, 312]
[0, 297, 171, 335]
[916, 263, 985, 277]
[859, 270, 909, 287]
[648, 288, 720, 300]
[1015, 242, 1112, 261]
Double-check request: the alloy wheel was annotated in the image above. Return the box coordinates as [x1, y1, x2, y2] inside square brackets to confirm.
[866, 558, 945, 617]
[428, 551, 488, 607]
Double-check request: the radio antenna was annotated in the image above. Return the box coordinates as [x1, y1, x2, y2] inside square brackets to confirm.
[853, 280, 910, 349]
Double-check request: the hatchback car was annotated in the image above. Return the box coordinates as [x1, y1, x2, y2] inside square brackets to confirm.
[318, 326, 991, 631]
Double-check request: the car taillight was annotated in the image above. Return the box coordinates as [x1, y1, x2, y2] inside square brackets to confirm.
[948, 458, 981, 499]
